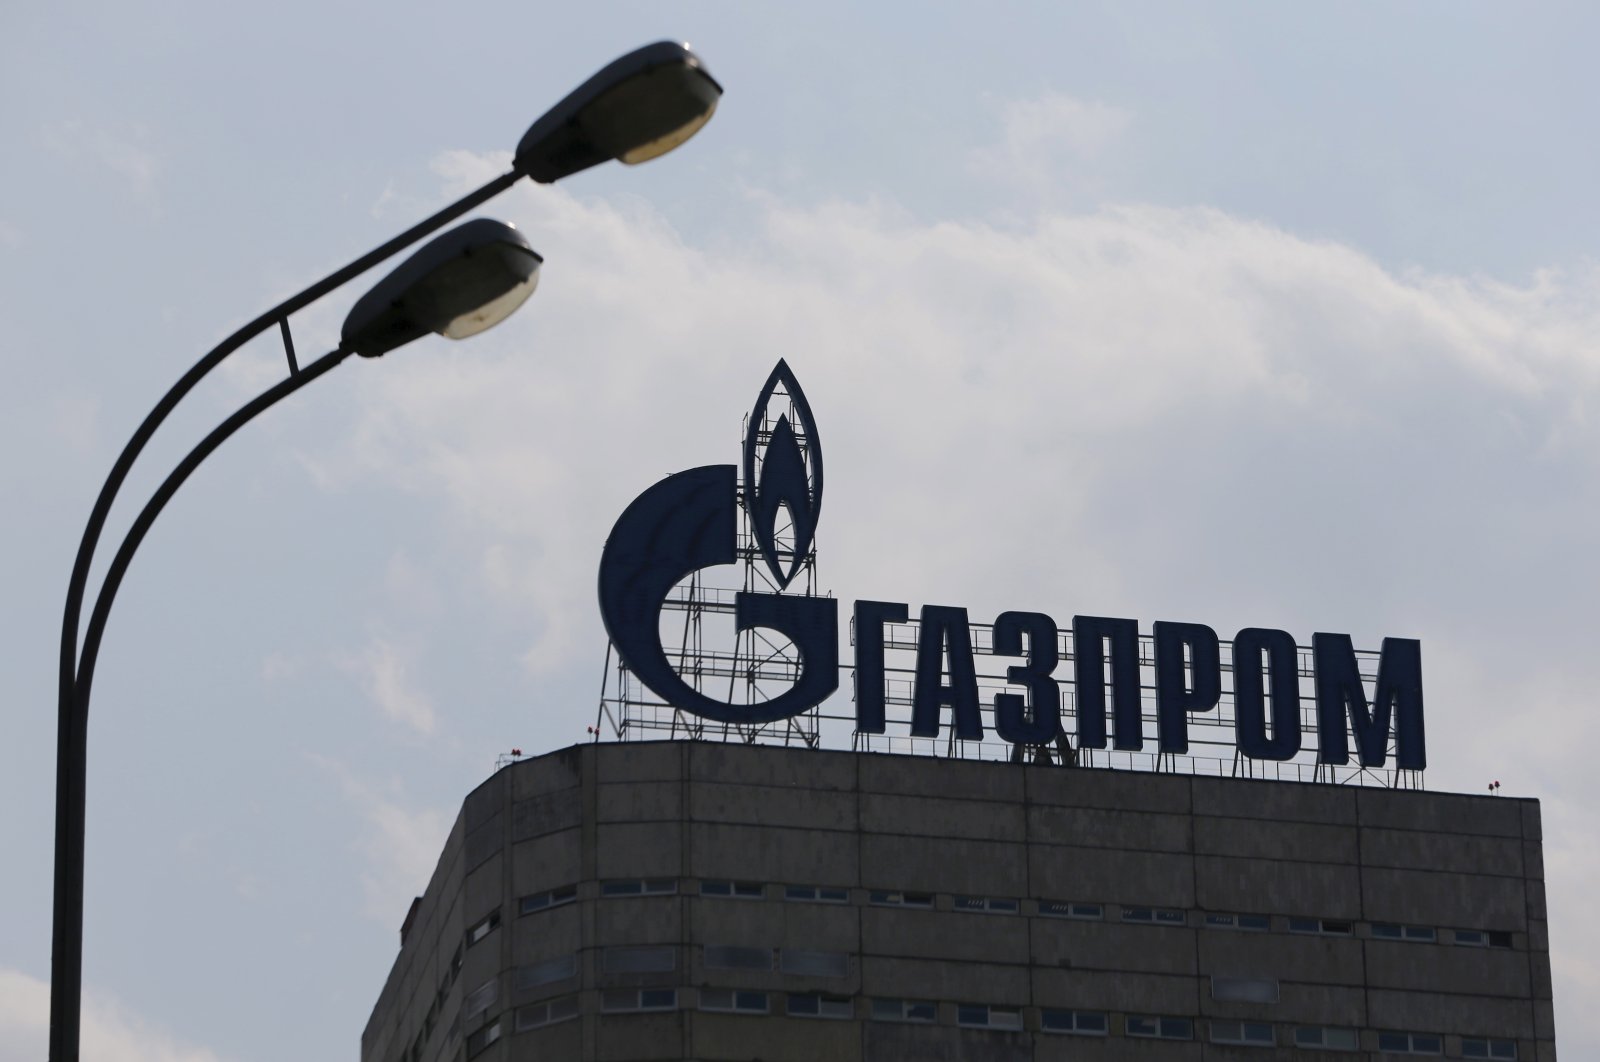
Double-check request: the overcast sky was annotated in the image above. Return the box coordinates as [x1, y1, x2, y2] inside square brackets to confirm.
[3, 2, 1598, 1058]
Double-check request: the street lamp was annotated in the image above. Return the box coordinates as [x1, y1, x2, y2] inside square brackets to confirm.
[343, 219, 543, 356]
[49, 41, 720, 1062]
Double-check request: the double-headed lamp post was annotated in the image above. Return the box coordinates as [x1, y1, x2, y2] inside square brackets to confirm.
[49, 41, 721, 1062]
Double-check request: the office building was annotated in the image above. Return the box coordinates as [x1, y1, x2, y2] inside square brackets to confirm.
[361, 740, 1554, 1061]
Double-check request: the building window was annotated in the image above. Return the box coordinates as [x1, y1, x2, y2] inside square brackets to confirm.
[700, 879, 764, 899]
[953, 895, 1019, 914]
[464, 1021, 500, 1057]
[1122, 906, 1186, 925]
[956, 1004, 1023, 1031]
[700, 988, 769, 1014]
[514, 954, 577, 990]
[465, 911, 500, 948]
[1205, 912, 1271, 931]
[871, 998, 937, 1024]
[1294, 1025, 1359, 1051]
[600, 878, 676, 897]
[1376, 1031, 1442, 1055]
[602, 945, 676, 973]
[786, 993, 852, 1019]
[1455, 928, 1517, 949]
[868, 889, 933, 908]
[518, 885, 576, 915]
[703, 945, 772, 971]
[463, 977, 498, 1020]
[1288, 916, 1352, 936]
[1211, 1020, 1274, 1046]
[602, 988, 677, 1013]
[1462, 1038, 1518, 1059]
[1038, 900, 1102, 920]
[785, 884, 850, 903]
[1372, 922, 1437, 942]
[1127, 1015, 1192, 1040]
[780, 948, 849, 978]
[1211, 976, 1280, 1004]
[514, 995, 578, 1031]
[1040, 1009, 1108, 1035]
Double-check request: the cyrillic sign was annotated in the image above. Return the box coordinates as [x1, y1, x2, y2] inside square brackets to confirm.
[597, 362, 1424, 770]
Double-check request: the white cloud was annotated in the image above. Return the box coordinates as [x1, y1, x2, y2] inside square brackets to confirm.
[43, 120, 160, 204]
[341, 638, 436, 737]
[0, 968, 228, 1062]
[306, 754, 453, 921]
[973, 92, 1133, 200]
[293, 150, 1600, 1048]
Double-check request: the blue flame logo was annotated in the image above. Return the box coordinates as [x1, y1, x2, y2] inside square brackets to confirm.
[744, 359, 823, 589]
[597, 361, 839, 724]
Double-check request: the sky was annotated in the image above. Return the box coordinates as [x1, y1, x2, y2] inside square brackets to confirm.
[2, 1, 1598, 1058]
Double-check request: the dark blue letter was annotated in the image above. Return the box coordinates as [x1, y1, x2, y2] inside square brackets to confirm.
[993, 611, 1062, 745]
[853, 600, 908, 733]
[1313, 634, 1426, 770]
[1232, 627, 1301, 760]
[1154, 621, 1221, 753]
[1072, 615, 1143, 750]
[912, 605, 981, 740]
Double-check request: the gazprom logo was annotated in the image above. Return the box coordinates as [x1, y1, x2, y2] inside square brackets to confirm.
[597, 359, 1427, 771]
[597, 360, 838, 724]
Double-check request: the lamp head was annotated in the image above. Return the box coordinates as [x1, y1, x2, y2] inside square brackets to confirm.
[342, 219, 541, 357]
[514, 41, 722, 183]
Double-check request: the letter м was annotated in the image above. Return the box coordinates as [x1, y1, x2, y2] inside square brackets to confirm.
[1313, 634, 1426, 770]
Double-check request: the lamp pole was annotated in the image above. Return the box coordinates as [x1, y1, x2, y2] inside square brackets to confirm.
[48, 42, 721, 1062]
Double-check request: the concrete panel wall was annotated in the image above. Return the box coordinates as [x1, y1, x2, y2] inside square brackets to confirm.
[362, 741, 1557, 1062]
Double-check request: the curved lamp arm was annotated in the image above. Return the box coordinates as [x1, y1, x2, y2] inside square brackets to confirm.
[49, 213, 538, 1062]
[52, 42, 722, 1062]
[49, 346, 353, 1062]
[73, 346, 354, 717]
[57, 169, 518, 709]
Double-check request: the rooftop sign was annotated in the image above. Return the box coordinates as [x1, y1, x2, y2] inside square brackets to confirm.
[597, 362, 1425, 773]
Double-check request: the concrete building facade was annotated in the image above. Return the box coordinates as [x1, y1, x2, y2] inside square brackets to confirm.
[362, 741, 1555, 1061]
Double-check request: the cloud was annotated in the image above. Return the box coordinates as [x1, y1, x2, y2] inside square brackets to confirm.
[43, 120, 160, 204]
[306, 754, 453, 921]
[973, 92, 1133, 200]
[341, 638, 436, 737]
[0, 968, 228, 1062]
[293, 148, 1600, 1048]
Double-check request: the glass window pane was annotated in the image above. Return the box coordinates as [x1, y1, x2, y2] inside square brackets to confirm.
[781, 949, 848, 977]
[704, 945, 770, 970]
[602, 946, 675, 973]
[787, 994, 819, 1016]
